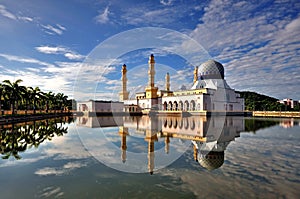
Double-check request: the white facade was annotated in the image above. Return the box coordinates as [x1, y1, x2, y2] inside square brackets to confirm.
[122, 58, 244, 114]
[77, 57, 244, 115]
[77, 100, 124, 113]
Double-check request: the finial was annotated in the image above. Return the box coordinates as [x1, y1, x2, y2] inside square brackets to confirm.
[149, 54, 155, 63]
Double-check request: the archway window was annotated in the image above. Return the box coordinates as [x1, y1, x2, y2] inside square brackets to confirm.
[190, 100, 196, 111]
[178, 101, 183, 111]
[168, 101, 173, 111]
[184, 118, 189, 129]
[173, 101, 178, 111]
[184, 100, 189, 111]
[168, 118, 172, 128]
[173, 120, 178, 129]
[163, 102, 167, 111]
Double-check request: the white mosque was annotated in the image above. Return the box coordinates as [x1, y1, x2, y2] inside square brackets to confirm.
[77, 54, 244, 115]
[120, 54, 244, 115]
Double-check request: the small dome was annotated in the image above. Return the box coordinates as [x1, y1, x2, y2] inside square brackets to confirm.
[199, 60, 224, 79]
[198, 151, 224, 170]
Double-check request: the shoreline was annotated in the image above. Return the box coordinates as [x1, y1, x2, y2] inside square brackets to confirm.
[0, 112, 73, 125]
[252, 111, 300, 118]
[1, 110, 299, 125]
[75, 111, 300, 118]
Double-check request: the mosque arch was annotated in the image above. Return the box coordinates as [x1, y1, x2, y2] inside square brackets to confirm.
[190, 100, 196, 111]
[173, 119, 178, 129]
[178, 101, 183, 111]
[184, 100, 189, 111]
[168, 101, 173, 111]
[184, 118, 189, 129]
[179, 118, 183, 129]
[173, 101, 178, 111]
[190, 119, 195, 130]
[164, 119, 167, 128]
[163, 102, 167, 111]
[168, 118, 172, 128]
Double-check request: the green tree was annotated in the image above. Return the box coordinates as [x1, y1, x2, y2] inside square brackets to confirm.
[43, 91, 55, 113]
[55, 93, 68, 113]
[2, 79, 26, 115]
[28, 86, 42, 114]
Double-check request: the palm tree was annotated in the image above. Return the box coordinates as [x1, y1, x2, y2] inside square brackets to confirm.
[21, 87, 31, 115]
[28, 86, 41, 114]
[43, 91, 55, 113]
[2, 79, 26, 115]
[55, 93, 68, 113]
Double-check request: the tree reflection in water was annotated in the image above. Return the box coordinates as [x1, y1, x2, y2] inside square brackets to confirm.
[0, 117, 73, 160]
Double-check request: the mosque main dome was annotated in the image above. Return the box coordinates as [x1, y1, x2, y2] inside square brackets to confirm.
[199, 60, 224, 79]
[198, 151, 224, 170]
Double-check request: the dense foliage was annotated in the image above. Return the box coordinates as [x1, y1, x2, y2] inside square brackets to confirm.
[0, 117, 72, 159]
[0, 79, 73, 115]
[237, 91, 296, 111]
[244, 118, 279, 133]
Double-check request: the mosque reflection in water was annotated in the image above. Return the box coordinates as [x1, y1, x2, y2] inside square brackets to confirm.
[76, 115, 245, 173]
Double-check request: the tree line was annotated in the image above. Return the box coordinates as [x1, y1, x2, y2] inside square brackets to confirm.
[0, 79, 73, 115]
[0, 117, 71, 159]
[237, 91, 300, 111]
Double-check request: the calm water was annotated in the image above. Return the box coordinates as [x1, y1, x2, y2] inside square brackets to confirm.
[0, 116, 299, 199]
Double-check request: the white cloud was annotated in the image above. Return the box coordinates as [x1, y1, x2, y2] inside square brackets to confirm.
[35, 167, 65, 176]
[95, 6, 110, 24]
[0, 53, 79, 97]
[35, 46, 85, 61]
[38, 186, 64, 198]
[120, 2, 200, 27]
[41, 24, 66, 35]
[160, 0, 174, 6]
[189, 0, 300, 99]
[0, 4, 17, 20]
[18, 16, 34, 22]
[35, 161, 88, 176]
[56, 23, 66, 31]
[64, 52, 85, 60]
[0, 4, 34, 22]
[0, 53, 54, 67]
[36, 46, 68, 54]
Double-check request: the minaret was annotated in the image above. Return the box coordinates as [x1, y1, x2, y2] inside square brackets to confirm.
[193, 144, 198, 162]
[193, 66, 198, 84]
[148, 54, 155, 87]
[119, 64, 129, 101]
[145, 54, 158, 99]
[165, 136, 170, 154]
[165, 73, 170, 91]
[119, 127, 128, 163]
[145, 129, 158, 175]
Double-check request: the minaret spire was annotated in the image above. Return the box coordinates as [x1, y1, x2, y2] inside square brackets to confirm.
[119, 127, 128, 163]
[165, 72, 170, 91]
[145, 54, 158, 99]
[193, 66, 198, 84]
[148, 54, 155, 87]
[119, 64, 129, 101]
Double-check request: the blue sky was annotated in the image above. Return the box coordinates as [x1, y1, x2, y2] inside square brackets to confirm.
[0, 0, 299, 101]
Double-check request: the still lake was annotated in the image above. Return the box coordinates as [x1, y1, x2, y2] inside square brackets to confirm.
[0, 116, 299, 199]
